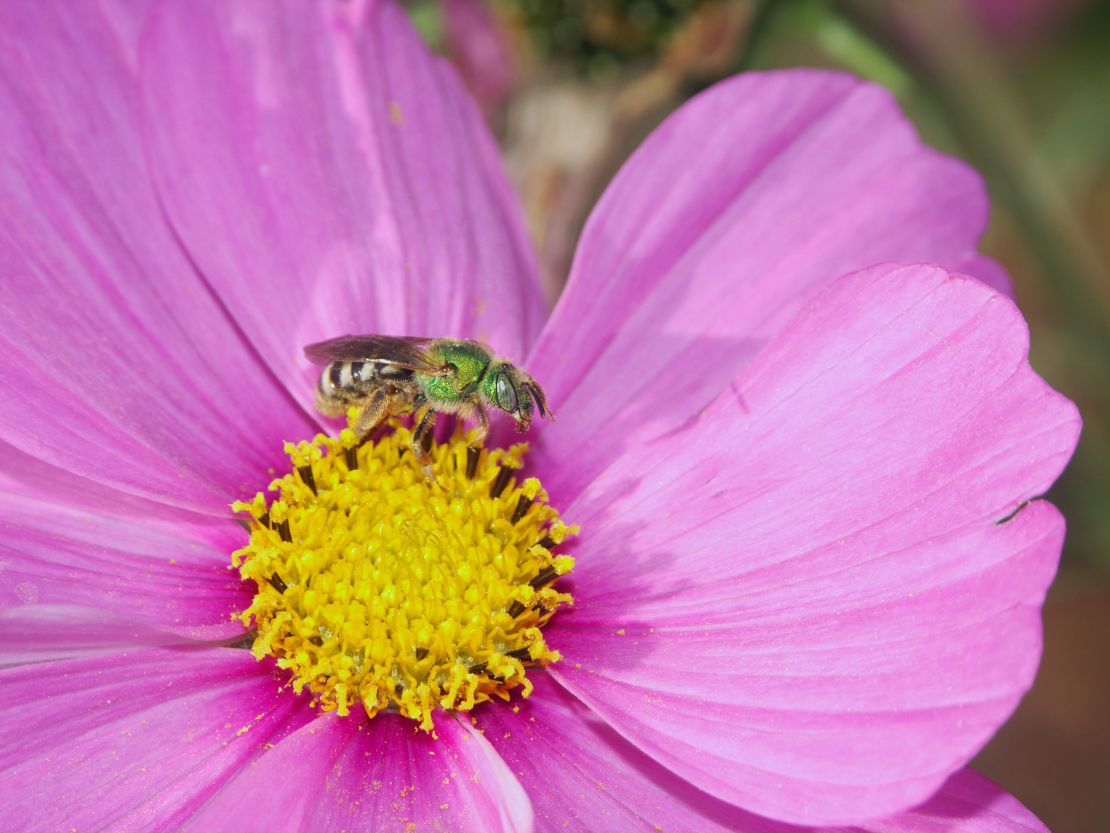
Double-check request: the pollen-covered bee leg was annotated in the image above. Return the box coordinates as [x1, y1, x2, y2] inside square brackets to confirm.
[412, 408, 437, 478]
[314, 387, 347, 419]
[471, 404, 490, 448]
[353, 390, 390, 443]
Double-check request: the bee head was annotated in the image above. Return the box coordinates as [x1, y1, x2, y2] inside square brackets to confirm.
[481, 363, 553, 432]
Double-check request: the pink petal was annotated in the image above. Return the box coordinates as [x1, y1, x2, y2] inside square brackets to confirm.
[478, 675, 1047, 833]
[0, 605, 201, 667]
[547, 264, 1079, 824]
[0, 460, 247, 652]
[871, 770, 1049, 833]
[0, 440, 212, 523]
[528, 70, 1001, 501]
[0, 1, 316, 514]
[140, 0, 545, 419]
[0, 648, 311, 833]
[184, 710, 532, 832]
[0, 442, 248, 661]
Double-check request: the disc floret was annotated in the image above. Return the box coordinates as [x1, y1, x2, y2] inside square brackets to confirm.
[232, 420, 576, 730]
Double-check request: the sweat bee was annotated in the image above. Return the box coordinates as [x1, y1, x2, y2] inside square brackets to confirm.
[304, 335, 552, 474]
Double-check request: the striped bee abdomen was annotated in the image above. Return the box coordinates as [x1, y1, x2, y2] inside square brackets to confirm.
[317, 360, 415, 400]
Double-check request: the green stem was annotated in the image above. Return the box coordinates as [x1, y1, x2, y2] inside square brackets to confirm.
[735, 0, 784, 71]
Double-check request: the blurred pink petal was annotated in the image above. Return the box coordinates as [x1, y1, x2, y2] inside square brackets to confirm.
[442, 0, 516, 112]
[0, 0, 316, 513]
[546, 263, 1079, 823]
[955, 252, 1016, 297]
[185, 710, 532, 832]
[965, 0, 1084, 42]
[140, 0, 544, 417]
[529, 71, 1001, 502]
[0, 648, 311, 833]
[480, 675, 1048, 833]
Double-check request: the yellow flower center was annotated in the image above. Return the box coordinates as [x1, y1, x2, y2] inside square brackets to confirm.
[231, 419, 576, 731]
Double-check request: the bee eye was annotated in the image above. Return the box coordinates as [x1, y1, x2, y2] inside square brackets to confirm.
[495, 373, 518, 412]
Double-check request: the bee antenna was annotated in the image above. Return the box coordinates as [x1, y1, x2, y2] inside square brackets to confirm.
[527, 383, 551, 421]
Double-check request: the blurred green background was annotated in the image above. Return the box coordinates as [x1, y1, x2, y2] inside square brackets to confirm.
[416, 1, 1110, 830]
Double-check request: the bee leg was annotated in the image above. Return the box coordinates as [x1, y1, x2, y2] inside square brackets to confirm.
[471, 404, 490, 448]
[353, 390, 390, 443]
[412, 408, 437, 478]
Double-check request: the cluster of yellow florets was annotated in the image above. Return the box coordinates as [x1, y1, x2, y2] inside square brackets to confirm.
[231, 420, 576, 730]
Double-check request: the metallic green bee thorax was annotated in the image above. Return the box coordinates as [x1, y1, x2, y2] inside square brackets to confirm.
[421, 341, 492, 404]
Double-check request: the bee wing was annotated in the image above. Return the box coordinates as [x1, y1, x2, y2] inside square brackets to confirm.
[303, 335, 445, 373]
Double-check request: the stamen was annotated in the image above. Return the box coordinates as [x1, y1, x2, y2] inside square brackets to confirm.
[266, 574, 289, 594]
[530, 566, 559, 589]
[511, 494, 534, 524]
[231, 420, 577, 731]
[490, 465, 513, 499]
[297, 464, 317, 495]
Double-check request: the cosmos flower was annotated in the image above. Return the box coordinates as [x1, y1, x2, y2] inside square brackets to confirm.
[0, 1, 1079, 832]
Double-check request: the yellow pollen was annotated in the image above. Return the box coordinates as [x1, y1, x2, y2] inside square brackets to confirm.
[231, 418, 576, 731]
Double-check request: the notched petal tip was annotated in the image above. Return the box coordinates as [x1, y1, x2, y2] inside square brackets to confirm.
[545, 261, 1078, 825]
